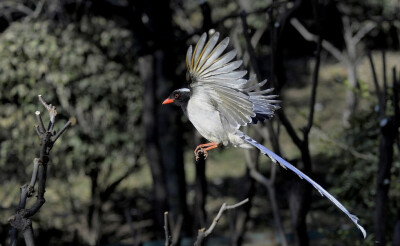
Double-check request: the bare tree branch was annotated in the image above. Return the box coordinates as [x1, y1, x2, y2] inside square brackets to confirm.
[352, 21, 376, 45]
[52, 118, 73, 142]
[35, 111, 46, 134]
[38, 94, 57, 131]
[367, 51, 385, 118]
[28, 158, 40, 196]
[238, 12, 288, 245]
[0, 1, 33, 16]
[171, 214, 183, 246]
[164, 212, 171, 246]
[245, 150, 287, 245]
[290, 18, 347, 62]
[8, 95, 72, 246]
[304, 28, 322, 134]
[31, 0, 46, 19]
[194, 199, 249, 246]
[22, 228, 34, 246]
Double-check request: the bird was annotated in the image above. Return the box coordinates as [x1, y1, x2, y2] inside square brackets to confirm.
[162, 32, 366, 238]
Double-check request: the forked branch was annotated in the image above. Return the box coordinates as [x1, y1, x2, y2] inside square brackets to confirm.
[8, 95, 72, 246]
[163, 199, 249, 246]
[194, 199, 249, 246]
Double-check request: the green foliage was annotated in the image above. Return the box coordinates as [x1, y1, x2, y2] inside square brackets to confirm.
[323, 107, 400, 244]
[0, 16, 143, 243]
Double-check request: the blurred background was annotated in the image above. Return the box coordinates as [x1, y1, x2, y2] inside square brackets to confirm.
[0, 0, 399, 245]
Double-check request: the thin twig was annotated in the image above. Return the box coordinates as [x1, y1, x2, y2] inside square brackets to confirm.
[290, 18, 347, 63]
[35, 111, 45, 134]
[38, 95, 57, 130]
[34, 125, 41, 137]
[367, 51, 384, 118]
[194, 199, 249, 246]
[0, 1, 33, 15]
[171, 214, 183, 246]
[31, 0, 46, 19]
[52, 120, 72, 142]
[240, 10, 288, 245]
[28, 158, 40, 196]
[240, 9, 281, 154]
[181, 0, 289, 45]
[164, 212, 171, 246]
[382, 50, 387, 114]
[392, 67, 399, 123]
[246, 157, 287, 245]
[240, 11, 261, 80]
[304, 28, 322, 134]
[205, 199, 249, 236]
[277, 110, 303, 148]
[352, 21, 376, 45]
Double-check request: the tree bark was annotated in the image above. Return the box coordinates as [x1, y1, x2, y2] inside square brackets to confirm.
[231, 146, 259, 246]
[374, 117, 395, 245]
[86, 168, 102, 245]
[393, 209, 400, 246]
[269, 1, 313, 244]
[287, 147, 312, 246]
[194, 136, 207, 229]
[139, 0, 190, 237]
[140, 55, 169, 234]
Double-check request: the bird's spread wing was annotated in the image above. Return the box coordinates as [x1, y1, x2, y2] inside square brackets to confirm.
[186, 32, 280, 129]
[241, 133, 367, 238]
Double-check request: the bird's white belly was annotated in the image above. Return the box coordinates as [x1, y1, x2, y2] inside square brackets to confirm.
[187, 97, 228, 145]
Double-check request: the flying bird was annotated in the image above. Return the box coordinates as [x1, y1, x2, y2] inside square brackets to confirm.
[162, 32, 366, 238]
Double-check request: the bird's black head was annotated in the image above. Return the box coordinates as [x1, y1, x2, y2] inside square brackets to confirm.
[162, 88, 191, 106]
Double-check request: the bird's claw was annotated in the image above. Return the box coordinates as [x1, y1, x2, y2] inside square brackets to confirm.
[195, 148, 208, 161]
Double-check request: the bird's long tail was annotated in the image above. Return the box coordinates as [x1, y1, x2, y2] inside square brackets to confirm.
[241, 133, 367, 238]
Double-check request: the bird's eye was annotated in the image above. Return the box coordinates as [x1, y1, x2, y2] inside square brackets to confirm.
[174, 94, 179, 99]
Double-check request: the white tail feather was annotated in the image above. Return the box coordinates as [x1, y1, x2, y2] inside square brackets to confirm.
[241, 133, 367, 238]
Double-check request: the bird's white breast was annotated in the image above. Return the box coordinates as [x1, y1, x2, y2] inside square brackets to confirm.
[187, 94, 229, 145]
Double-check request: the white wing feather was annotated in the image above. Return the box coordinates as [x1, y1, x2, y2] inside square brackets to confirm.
[186, 32, 279, 128]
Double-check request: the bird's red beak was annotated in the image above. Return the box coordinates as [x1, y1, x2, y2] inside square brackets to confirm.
[162, 98, 174, 104]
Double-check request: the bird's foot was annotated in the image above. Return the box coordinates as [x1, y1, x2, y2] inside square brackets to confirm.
[194, 142, 220, 161]
[195, 148, 208, 161]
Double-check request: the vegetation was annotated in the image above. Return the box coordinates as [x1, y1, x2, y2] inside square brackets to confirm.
[0, 0, 399, 245]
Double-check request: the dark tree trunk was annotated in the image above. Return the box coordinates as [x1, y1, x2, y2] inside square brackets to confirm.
[139, 0, 190, 237]
[194, 144, 207, 229]
[374, 117, 396, 245]
[231, 147, 259, 246]
[192, 0, 213, 232]
[287, 146, 312, 246]
[87, 167, 103, 245]
[140, 55, 169, 235]
[369, 57, 400, 246]
[393, 209, 400, 246]
[269, 0, 312, 245]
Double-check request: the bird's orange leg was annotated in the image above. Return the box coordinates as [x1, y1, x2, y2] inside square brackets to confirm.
[194, 142, 220, 160]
